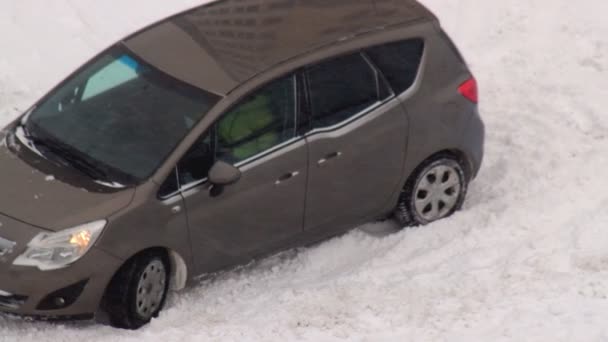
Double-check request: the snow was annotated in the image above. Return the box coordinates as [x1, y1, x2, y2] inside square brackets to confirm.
[1, 0, 608, 341]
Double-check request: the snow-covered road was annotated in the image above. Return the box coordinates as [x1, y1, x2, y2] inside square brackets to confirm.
[1, 0, 608, 341]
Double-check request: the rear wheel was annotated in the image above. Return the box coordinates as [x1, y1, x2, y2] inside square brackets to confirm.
[395, 155, 468, 227]
[102, 251, 169, 330]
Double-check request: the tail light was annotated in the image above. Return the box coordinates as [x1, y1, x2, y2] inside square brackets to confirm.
[458, 77, 478, 104]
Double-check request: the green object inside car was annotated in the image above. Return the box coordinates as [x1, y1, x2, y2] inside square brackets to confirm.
[217, 94, 279, 161]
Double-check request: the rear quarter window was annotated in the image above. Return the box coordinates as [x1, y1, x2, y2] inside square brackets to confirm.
[365, 39, 424, 94]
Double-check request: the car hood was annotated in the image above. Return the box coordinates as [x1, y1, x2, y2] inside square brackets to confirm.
[0, 133, 135, 231]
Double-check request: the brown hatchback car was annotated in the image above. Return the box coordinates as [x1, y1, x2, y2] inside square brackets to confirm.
[0, 0, 484, 329]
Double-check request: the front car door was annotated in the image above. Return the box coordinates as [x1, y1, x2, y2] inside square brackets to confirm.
[302, 52, 409, 232]
[170, 75, 308, 274]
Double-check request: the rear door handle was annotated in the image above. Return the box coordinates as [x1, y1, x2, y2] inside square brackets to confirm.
[275, 171, 300, 185]
[317, 151, 343, 166]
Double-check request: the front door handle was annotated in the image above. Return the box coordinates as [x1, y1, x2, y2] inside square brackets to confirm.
[317, 151, 343, 166]
[275, 171, 300, 185]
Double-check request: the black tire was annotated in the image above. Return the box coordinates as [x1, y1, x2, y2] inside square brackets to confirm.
[395, 154, 468, 227]
[102, 250, 170, 330]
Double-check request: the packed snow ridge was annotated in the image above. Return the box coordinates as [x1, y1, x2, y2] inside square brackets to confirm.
[0, 0, 607, 341]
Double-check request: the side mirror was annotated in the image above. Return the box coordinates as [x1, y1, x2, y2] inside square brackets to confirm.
[208, 160, 241, 187]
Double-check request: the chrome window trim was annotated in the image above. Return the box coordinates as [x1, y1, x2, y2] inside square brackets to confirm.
[161, 95, 397, 202]
[176, 136, 303, 195]
[306, 101, 382, 136]
[305, 96, 395, 137]
[303, 39, 430, 140]
[304, 51, 397, 137]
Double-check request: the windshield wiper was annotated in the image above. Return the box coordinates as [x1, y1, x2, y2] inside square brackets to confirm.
[21, 124, 111, 182]
[50, 144, 111, 182]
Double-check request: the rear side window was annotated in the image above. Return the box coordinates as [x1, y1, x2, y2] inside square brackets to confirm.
[365, 39, 424, 94]
[305, 53, 390, 129]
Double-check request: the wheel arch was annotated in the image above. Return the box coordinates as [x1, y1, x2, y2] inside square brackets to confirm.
[406, 148, 473, 186]
[106, 246, 189, 294]
[435, 148, 473, 181]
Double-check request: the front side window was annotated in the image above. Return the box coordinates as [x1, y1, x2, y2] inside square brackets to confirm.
[305, 53, 389, 129]
[176, 75, 297, 187]
[23, 45, 220, 185]
[216, 76, 296, 163]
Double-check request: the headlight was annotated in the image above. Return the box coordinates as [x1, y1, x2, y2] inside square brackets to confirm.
[13, 220, 106, 271]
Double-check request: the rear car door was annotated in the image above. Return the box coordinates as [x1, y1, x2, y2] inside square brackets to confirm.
[170, 75, 308, 274]
[302, 52, 409, 232]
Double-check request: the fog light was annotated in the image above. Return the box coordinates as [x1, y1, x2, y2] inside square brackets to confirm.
[54, 297, 66, 307]
[36, 279, 88, 311]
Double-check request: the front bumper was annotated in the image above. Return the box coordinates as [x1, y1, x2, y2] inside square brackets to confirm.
[0, 215, 123, 318]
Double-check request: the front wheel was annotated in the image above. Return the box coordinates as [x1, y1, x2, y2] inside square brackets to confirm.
[395, 155, 468, 227]
[102, 251, 170, 330]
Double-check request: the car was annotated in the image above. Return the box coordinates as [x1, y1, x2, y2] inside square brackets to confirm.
[0, 0, 484, 329]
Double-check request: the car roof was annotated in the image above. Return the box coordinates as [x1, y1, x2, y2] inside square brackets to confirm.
[124, 0, 435, 96]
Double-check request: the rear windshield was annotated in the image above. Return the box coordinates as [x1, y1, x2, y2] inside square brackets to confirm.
[24, 45, 220, 184]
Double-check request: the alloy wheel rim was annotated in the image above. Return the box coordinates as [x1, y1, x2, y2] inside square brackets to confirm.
[413, 163, 462, 222]
[135, 259, 166, 319]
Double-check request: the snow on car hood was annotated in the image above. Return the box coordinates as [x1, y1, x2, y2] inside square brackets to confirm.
[0, 132, 135, 231]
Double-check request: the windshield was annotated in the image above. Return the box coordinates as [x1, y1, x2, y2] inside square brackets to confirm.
[23, 45, 220, 184]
